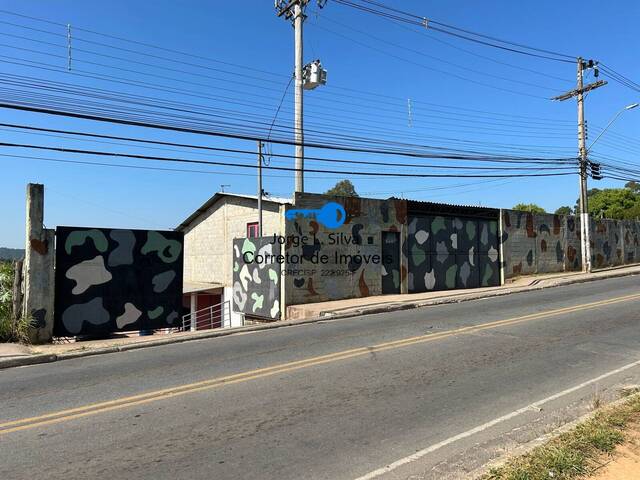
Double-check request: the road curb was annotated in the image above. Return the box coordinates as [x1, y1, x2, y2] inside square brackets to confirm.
[0, 268, 637, 371]
[317, 269, 639, 319]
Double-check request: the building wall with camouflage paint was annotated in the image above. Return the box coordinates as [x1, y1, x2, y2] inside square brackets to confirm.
[407, 215, 500, 292]
[501, 209, 640, 279]
[284, 193, 408, 307]
[232, 237, 281, 320]
[54, 227, 184, 337]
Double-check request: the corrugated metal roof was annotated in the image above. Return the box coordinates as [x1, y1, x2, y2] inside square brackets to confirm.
[176, 192, 291, 231]
[400, 198, 500, 219]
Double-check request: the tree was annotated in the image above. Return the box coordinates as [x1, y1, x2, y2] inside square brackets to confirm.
[625, 181, 640, 193]
[554, 206, 573, 216]
[585, 188, 640, 219]
[512, 203, 546, 214]
[325, 179, 358, 197]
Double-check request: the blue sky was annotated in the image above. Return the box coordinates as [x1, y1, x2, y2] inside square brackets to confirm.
[0, 0, 638, 247]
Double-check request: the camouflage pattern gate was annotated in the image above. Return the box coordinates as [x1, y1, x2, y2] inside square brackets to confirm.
[53, 227, 184, 337]
[407, 213, 500, 292]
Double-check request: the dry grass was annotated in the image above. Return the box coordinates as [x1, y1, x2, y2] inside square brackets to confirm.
[484, 394, 640, 480]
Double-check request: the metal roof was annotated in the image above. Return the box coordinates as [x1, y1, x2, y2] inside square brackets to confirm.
[176, 192, 291, 231]
[399, 198, 500, 219]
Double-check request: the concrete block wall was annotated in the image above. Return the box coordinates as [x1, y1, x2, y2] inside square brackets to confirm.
[284, 193, 408, 308]
[591, 219, 624, 268]
[182, 197, 283, 287]
[502, 209, 640, 279]
[622, 220, 640, 264]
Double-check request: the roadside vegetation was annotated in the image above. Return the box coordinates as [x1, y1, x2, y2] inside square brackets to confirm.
[485, 392, 640, 480]
[0, 261, 29, 343]
[517, 182, 640, 219]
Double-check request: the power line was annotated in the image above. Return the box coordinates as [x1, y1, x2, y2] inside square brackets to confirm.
[332, 0, 576, 62]
[309, 15, 566, 92]
[0, 14, 579, 126]
[0, 10, 288, 80]
[311, 21, 551, 100]
[0, 77, 576, 159]
[0, 141, 576, 178]
[0, 42, 577, 135]
[0, 125, 577, 169]
[0, 54, 578, 148]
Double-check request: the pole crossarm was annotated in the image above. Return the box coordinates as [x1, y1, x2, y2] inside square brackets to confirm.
[275, 0, 309, 18]
[551, 80, 608, 101]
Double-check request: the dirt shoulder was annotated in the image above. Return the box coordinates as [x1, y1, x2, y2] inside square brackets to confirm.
[589, 421, 640, 480]
[484, 390, 640, 480]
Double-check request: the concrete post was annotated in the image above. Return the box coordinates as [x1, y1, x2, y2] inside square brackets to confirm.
[279, 204, 287, 321]
[23, 183, 55, 343]
[620, 221, 626, 265]
[400, 219, 409, 294]
[190, 293, 197, 331]
[11, 259, 23, 327]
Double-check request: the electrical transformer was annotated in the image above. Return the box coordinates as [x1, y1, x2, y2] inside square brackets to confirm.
[303, 60, 327, 90]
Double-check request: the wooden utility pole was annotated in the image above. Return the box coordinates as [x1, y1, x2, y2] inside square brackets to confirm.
[552, 58, 606, 273]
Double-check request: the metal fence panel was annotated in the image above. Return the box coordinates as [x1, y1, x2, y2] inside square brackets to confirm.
[54, 227, 184, 336]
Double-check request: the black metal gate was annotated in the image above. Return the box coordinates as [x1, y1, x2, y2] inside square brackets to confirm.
[407, 215, 499, 292]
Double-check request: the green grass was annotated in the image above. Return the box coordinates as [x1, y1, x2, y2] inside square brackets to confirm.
[485, 394, 640, 480]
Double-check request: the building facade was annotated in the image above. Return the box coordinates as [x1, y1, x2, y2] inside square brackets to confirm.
[177, 193, 290, 328]
[179, 192, 640, 325]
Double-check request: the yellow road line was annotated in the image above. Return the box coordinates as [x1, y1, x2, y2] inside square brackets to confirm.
[2, 291, 640, 435]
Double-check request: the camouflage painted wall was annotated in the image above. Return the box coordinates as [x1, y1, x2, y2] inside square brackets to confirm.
[622, 220, 640, 265]
[232, 237, 281, 320]
[407, 215, 499, 292]
[54, 227, 184, 336]
[502, 210, 640, 279]
[284, 193, 408, 307]
[591, 219, 624, 269]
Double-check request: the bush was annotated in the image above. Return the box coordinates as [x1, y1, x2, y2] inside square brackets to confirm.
[0, 261, 30, 343]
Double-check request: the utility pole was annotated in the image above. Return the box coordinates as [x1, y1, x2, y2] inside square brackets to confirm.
[576, 58, 591, 273]
[293, 1, 304, 193]
[257, 140, 263, 237]
[275, 0, 309, 193]
[552, 58, 606, 273]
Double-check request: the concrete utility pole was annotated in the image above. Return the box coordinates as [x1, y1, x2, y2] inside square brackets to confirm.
[257, 140, 263, 237]
[552, 58, 607, 273]
[576, 58, 591, 272]
[276, 0, 308, 193]
[293, 1, 305, 193]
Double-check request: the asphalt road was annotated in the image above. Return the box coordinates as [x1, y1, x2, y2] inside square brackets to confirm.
[2, 275, 640, 480]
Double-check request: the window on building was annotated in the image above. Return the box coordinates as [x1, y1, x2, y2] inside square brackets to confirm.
[247, 222, 259, 238]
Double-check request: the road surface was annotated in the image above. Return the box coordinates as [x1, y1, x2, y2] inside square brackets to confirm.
[2, 275, 640, 480]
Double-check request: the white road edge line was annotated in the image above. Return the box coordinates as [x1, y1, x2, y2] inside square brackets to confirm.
[354, 357, 640, 480]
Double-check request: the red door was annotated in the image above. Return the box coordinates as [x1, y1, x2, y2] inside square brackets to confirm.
[195, 293, 222, 330]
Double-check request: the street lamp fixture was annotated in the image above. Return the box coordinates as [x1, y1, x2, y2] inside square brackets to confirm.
[587, 103, 639, 153]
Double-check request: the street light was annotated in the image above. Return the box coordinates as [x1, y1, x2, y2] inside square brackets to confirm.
[587, 103, 639, 153]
